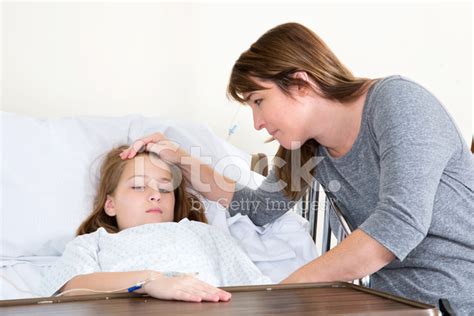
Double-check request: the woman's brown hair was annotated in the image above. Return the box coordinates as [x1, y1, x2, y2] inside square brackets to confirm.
[76, 145, 207, 235]
[227, 22, 374, 200]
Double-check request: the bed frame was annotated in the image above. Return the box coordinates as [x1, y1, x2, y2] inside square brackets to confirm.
[301, 181, 372, 287]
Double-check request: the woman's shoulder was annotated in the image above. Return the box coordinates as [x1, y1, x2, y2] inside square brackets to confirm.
[370, 75, 422, 91]
[365, 75, 447, 122]
[368, 75, 433, 105]
[363, 75, 464, 152]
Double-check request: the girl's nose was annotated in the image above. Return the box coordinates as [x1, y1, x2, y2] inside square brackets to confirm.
[149, 191, 161, 202]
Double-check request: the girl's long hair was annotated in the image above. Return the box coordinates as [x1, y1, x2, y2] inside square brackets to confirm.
[76, 145, 206, 235]
[227, 22, 374, 200]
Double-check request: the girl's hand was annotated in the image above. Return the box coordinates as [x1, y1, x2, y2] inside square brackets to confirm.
[143, 274, 232, 303]
[120, 132, 187, 165]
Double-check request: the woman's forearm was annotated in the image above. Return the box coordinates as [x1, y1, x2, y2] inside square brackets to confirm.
[282, 229, 395, 283]
[60, 270, 153, 295]
[180, 155, 236, 206]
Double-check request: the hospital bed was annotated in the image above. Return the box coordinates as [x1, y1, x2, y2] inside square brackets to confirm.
[0, 111, 437, 314]
[0, 111, 318, 300]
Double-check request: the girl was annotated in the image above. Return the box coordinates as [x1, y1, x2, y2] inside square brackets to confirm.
[40, 146, 271, 302]
[122, 23, 474, 314]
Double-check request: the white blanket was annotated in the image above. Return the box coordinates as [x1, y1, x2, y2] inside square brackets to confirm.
[39, 220, 272, 296]
[206, 202, 318, 282]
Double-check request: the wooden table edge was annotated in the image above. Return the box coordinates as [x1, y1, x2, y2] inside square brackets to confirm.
[0, 281, 439, 314]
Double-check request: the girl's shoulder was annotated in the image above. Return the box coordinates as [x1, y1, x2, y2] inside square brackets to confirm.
[180, 219, 227, 236]
[63, 227, 105, 252]
[179, 218, 208, 230]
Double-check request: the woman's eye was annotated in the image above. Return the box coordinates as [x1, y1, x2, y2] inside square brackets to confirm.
[158, 188, 171, 194]
[254, 99, 263, 106]
[132, 186, 145, 191]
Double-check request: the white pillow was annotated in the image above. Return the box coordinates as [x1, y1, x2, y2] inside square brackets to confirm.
[0, 112, 263, 258]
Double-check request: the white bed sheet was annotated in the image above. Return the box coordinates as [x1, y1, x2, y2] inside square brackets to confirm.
[1, 258, 53, 299]
[1, 210, 318, 300]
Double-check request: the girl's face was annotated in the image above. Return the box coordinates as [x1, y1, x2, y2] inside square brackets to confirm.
[104, 154, 176, 230]
[243, 77, 318, 150]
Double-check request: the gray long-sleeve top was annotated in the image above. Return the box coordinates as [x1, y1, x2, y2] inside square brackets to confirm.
[229, 76, 474, 315]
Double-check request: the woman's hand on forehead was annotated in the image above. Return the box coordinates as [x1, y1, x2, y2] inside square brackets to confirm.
[120, 132, 186, 165]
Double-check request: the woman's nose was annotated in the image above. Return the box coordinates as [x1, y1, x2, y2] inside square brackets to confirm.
[252, 110, 265, 131]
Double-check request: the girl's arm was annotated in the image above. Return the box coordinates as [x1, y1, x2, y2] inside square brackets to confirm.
[60, 270, 231, 302]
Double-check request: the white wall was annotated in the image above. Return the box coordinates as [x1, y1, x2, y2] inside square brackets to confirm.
[2, 1, 472, 158]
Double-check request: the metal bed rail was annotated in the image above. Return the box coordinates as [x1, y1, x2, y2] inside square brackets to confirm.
[300, 180, 371, 288]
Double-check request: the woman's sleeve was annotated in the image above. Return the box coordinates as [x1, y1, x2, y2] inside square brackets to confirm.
[228, 168, 292, 226]
[358, 78, 458, 261]
[39, 231, 102, 296]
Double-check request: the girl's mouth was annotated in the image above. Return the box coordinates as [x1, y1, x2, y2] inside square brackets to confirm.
[146, 208, 163, 214]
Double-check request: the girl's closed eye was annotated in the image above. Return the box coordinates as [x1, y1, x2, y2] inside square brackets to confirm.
[158, 188, 172, 194]
[131, 186, 145, 191]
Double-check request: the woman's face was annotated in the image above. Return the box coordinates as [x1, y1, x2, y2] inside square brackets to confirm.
[243, 77, 319, 150]
[104, 154, 176, 230]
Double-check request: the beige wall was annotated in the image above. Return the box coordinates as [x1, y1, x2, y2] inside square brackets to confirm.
[2, 1, 472, 158]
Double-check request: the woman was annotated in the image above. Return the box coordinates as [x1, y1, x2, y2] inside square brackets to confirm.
[122, 23, 473, 314]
